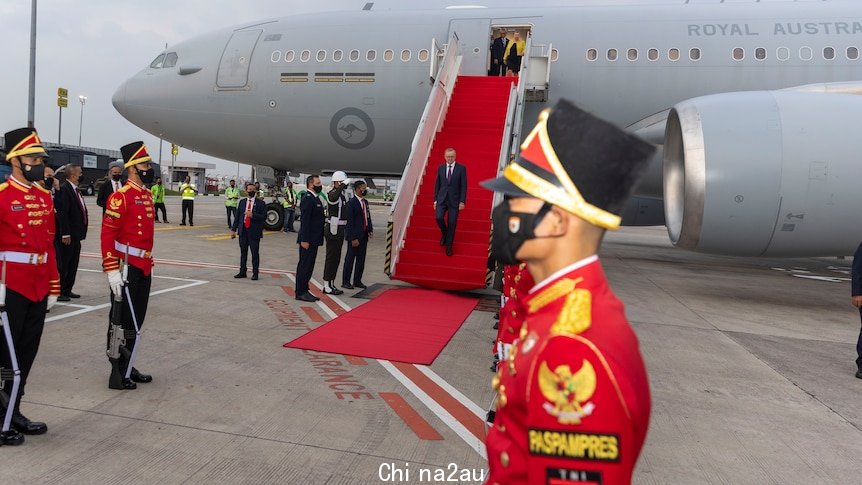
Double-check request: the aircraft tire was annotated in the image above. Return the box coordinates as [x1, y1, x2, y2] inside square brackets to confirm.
[264, 203, 284, 231]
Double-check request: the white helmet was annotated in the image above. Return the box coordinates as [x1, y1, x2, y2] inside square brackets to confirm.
[331, 170, 349, 183]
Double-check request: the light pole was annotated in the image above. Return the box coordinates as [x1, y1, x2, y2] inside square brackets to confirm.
[77, 95, 87, 146]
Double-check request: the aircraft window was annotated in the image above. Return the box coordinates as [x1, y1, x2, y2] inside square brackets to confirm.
[349, 49, 360, 62]
[401, 49, 411, 62]
[285, 50, 295, 62]
[333, 49, 343, 62]
[300, 50, 311, 62]
[776, 47, 789, 61]
[648, 48, 659, 61]
[418, 49, 430, 62]
[689, 48, 701, 61]
[606, 49, 618, 61]
[317, 50, 326, 62]
[823, 47, 835, 60]
[550, 48, 559, 62]
[271, 51, 282, 63]
[799, 46, 813, 61]
[586, 49, 597, 61]
[732, 48, 744, 61]
[627, 49, 637, 61]
[163, 52, 178, 68]
[149, 53, 166, 69]
[384, 49, 394, 62]
[668, 48, 680, 61]
[755, 48, 766, 61]
[848, 46, 859, 60]
[367, 50, 377, 62]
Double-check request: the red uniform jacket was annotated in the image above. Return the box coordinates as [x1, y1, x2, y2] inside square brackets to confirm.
[0, 177, 60, 301]
[485, 258, 651, 485]
[496, 263, 534, 349]
[101, 182, 155, 275]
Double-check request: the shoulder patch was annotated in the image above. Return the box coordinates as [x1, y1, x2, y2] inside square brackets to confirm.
[550, 286, 592, 336]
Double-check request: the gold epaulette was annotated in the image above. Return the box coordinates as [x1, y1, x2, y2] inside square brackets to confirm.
[0, 182, 7, 192]
[528, 277, 592, 336]
[118, 185, 131, 193]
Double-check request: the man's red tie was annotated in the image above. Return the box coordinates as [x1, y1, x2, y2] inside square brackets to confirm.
[244, 200, 252, 229]
[362, 198, 368, 230]
[76, 188, 87, 226]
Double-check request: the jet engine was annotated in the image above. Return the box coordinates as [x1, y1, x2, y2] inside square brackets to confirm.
[664, 91, 862, 257]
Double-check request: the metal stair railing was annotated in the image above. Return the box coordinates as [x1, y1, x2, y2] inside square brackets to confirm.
[385, 31, 462, 276]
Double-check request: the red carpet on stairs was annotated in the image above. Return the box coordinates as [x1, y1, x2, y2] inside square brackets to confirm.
[393, 76, 516, 291]
[283, 288, 478, 365]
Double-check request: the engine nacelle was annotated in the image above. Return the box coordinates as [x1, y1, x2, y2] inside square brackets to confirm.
[664, 91, 862, 257]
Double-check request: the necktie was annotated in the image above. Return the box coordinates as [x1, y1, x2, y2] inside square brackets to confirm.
[77, 188, 88, 226]
[446, 165, 452, 181]
[361, 198, 368, 231]
[244, 199, 252, 229]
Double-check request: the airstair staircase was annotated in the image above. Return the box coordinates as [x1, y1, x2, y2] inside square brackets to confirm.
[385, 32, 551, 290]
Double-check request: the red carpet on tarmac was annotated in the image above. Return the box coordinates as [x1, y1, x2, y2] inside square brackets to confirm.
[283, 288, 478, 365]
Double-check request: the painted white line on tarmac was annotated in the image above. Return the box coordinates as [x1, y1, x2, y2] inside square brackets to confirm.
[415, 365, 486, 419]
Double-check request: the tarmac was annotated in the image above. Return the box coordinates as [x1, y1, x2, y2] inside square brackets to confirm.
[1, 195, 860, 484]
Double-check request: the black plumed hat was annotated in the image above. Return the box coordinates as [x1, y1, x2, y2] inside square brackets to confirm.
[4, 127, 49, 162]
[120, 141, 152, 168]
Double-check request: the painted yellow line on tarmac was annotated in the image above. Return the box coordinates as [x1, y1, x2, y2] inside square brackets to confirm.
[154, 224, 213, 232]
[199, 230, 286, 241]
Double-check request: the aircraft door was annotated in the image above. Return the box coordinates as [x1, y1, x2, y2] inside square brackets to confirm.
[217, 29, 262, 89]
[447, 18, 492, 76]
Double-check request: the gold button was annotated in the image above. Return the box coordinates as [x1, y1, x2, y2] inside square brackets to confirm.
[497, 385, 507, 408]
[17, 224, 23, 229]
[509, 289, 516, 297]
[496, 422, 506, 432]
[138, 215, 142, 219]
[20, 242, 26, 246]
[491, 375, 500, 390]
[20, 233, 26, 237]
[510, 310, 516, 317]
[519, 325, 528, 340]
[500, 451, 510, 468]
[507, 327, 515, 334]
[138, 231, 142, 235]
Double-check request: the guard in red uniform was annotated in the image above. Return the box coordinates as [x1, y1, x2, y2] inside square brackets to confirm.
[482, 100, 656, 484]
[102, 142, 156, 390]
[496, 263, 534, 351]
[0, 128, 60, 445]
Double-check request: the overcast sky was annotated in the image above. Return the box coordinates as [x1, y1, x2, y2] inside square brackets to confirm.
[0, 0, 669, 178]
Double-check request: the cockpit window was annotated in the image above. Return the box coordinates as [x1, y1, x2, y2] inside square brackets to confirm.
[163, 52, 179, 68]
[149, 53, 166, 69]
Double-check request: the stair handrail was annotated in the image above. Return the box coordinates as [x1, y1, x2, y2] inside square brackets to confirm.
[492, 82, 520, 210]
[387, 31, 462, 276]
[507, 34, 533, 165]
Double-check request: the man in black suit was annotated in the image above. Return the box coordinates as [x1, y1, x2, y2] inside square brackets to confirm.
[295, 175, 325, 302]
[231, 182, 267, 280]
[96, 161, 124, 213]
[342, 180, 373, 290]
[489, 29, 509, 76]
[434, 147, 467, 256]
[55, 163, 89, 301]
[852, 242, 862, 379]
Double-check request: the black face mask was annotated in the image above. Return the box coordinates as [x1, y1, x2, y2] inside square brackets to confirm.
[312, 185, 323, 194]
[21, 162, 46, 183]
[112, 174, 122, 181]
[138, 168, 155, 185]
[247, 191, 256, 198]
[491, 201, 553, 265]
[78, 173, 86, 184]
[360, 189, 368, 197]
[44, 176, 54, 188]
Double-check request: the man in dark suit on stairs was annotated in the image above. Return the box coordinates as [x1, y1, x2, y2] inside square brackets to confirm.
[231, 182, 266, 280]
[434, 147, 467, 256]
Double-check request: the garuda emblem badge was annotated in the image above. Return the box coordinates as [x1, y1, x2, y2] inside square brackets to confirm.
[539, 359, 597, 424]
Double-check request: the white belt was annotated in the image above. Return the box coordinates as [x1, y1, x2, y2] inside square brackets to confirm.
[0, 251, 48, 265]
[114, 242, 152, 259]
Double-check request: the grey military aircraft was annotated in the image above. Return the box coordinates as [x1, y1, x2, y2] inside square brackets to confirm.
[113, 1, 862, 257]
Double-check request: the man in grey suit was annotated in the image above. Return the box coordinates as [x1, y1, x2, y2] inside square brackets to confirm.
[434, 148, 467, 256]
[231, 182, 267, 280]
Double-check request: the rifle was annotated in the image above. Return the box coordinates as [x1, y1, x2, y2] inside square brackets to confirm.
[107, 290, 131, 390]
[0, 259, 22, 433]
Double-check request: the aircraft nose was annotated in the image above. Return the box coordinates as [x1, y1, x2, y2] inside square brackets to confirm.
[112, 80, 128, 118]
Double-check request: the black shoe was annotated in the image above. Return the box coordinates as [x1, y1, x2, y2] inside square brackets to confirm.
[0, 429, 24, 445]
[446, 246, 453, 256]
[296, 292, 318, 302]
[251, 274, 259, 280]
[190, 223, 194, 226]
[342, 283, 354, 290]
[493, 313, 499, 320]
[440, 235, 446, 246]
[57, 295, 71, 302]
[180, 223, 186, 226]
[130, 368, 152, 383]
[164, 221, 170, 224]
[11, 412, 47, 435]
[493, 322, 499, 330]
[109, 378, 137, 390]
[67, 292, 81, 299]
[486, 410, 496, 423]
[353, 282, 367, 289]
[234, 273, 247, 278]
[155, 220, 160, 223]
[856, 369, 862, 379]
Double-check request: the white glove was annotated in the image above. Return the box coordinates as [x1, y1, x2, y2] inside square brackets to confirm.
[107, 270, 124, 299]
[46, 295, 58, 310]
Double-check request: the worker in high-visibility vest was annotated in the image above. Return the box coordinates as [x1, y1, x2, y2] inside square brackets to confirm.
[150, 177, 168, 223]
[179, 175, 198, 226]
[282, 180, 297, 233]
[224, 179, 240, 229]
